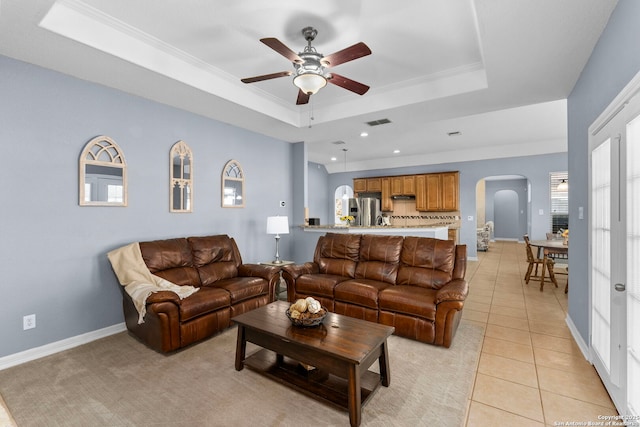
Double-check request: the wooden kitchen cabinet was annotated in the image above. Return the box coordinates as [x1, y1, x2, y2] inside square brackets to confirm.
[415, 175, 427, 210]
[403, 176, 416, 195]
[381, 178, 393, 211]
[416, 172, 460, 211]
[353, 178, 367, 193]
[354, 178, 382, 194]
[391, 176, 415, 196]
[425, 174, 442, 211]
[391, 177, 403, 195]
[367, 178, 382, 192]
[440, 172, 459, 211]
[355, 171, 458, 212]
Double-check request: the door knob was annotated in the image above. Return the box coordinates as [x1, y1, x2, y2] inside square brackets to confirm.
[614, 283, 626, 292]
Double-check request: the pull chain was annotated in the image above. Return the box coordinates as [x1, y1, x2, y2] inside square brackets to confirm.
[308, 96, 315, 128]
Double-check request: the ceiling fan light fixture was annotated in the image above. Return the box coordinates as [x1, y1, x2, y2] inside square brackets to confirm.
[557, 179, 568, 191]
[293, 72, 327, 95]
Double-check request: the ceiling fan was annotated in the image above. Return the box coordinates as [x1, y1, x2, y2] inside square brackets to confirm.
[241, 27, 372, 105]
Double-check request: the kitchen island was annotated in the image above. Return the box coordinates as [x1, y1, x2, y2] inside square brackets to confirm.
[302, 225, 449, 240]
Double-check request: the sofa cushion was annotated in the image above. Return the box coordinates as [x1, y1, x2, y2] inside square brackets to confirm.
[378, 285, 437, 321]
[139, 238, 201, 286]
[178, 287, 231, 322]
[188, 235, 239, 285]
[335, 278, 391, 309]
[355, 235, 403, 284]
[210, 277, 269, 304]
[397, 237, 456, 290]
[315, 233, 361, 278]
[296, 273, 348, 298]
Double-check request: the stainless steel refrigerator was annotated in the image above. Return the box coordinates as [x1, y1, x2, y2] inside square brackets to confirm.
[357, 197, 380, 226]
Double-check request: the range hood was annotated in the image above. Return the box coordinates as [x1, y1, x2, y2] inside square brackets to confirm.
[391, 195, 416, 200]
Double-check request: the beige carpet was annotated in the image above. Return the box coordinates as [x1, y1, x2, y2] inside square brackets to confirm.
[0, 321, 483, 426]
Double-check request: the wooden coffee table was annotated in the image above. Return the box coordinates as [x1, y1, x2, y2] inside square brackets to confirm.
[234, 301, 395, 427]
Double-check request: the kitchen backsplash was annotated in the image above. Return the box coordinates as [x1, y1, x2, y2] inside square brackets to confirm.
[386, 199, 460, 228]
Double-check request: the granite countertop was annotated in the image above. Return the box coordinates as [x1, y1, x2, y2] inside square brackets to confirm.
[303, 223, 453, 229]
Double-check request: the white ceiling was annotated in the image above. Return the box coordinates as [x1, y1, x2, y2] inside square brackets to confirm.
[0, 0, 618, 172]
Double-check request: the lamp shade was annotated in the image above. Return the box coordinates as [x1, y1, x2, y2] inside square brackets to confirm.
[266, 216, 289, 235]
[293, 73, 327, 95]
[557, 179, 568, 191]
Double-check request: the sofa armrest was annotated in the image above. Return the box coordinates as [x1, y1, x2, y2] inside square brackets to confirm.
[281, 263, 319, 302]
[146, 290, 182, 305]
[281, 262, 318, 281]
[238, 263, 280, 282]
[435, 279, 469, 305]
[238, 264, 280, 302]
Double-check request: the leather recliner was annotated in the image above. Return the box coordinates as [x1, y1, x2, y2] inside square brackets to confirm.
[282, 233, 468, 348]
[116, 235, 279, 352]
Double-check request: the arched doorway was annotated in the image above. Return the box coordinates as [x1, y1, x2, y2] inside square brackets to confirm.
[334, 185, 354, 225]
[476, 175, 529, 247]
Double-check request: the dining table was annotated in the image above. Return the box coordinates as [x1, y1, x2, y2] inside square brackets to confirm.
[528, 239, 568, 292]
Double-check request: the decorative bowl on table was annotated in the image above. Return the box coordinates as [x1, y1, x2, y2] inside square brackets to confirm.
[286, 297, 327, 327]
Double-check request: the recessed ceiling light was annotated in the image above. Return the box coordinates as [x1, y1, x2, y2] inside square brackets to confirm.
[393, 150, 400, 154]
[360, 132, 368, 137]
[331, 157, 337, 161]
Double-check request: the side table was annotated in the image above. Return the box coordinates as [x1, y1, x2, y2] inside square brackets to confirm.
[260, 260, 294, 301]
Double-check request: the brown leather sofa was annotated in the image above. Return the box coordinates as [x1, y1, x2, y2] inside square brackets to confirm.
[117, 235, 279, 352]
[282, 233, 468, 348]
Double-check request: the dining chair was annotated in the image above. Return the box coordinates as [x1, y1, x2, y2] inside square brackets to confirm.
[545, 233, 568, 293]
[523, 235, 557, 288]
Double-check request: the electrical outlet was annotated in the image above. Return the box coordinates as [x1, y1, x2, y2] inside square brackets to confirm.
[279, 201, 286, 207]
[23, 314, 36, 330]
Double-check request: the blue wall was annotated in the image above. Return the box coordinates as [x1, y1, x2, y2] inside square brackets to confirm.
[567, 0, 640, 343]
[485, 179, 528, 240]
[307, 162, 330, 224]
[0, 55, 293, 358]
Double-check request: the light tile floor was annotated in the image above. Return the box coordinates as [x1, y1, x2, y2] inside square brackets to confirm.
[463, 241, 618, 427]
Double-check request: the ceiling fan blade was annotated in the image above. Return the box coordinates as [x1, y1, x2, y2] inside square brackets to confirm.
[296, 90, 310, 105]
[327, 73, 370, 95]
[241, 71, 292, 84]
[260, 38, 303, 63]
[321, 42, 371, 67]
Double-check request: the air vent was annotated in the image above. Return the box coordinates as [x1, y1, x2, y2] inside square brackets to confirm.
[332, 140, 346, 145]
[447, 131, 462, 136]
[366, 118, 392, 127]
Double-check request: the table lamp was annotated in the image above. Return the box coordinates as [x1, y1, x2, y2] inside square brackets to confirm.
[266, 216, 289, 264]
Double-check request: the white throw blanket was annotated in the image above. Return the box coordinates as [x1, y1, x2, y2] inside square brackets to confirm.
[107, 242, 199, 324]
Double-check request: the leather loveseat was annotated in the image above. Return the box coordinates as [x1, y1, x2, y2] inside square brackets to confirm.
[282, 233, 468, 348]
[111, 235, 279, 352]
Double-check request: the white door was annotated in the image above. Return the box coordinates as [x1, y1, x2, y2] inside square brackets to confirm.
[589, 74, 640, 416]
[625, 102, 640, 416]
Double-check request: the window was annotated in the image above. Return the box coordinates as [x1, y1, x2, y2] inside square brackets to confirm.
[550, 172, 568, 233]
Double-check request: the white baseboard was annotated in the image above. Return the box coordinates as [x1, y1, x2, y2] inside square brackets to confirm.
[0, 322, 127, 371]
[566, 314, 591, 362]
[468, 256, 479, 261]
